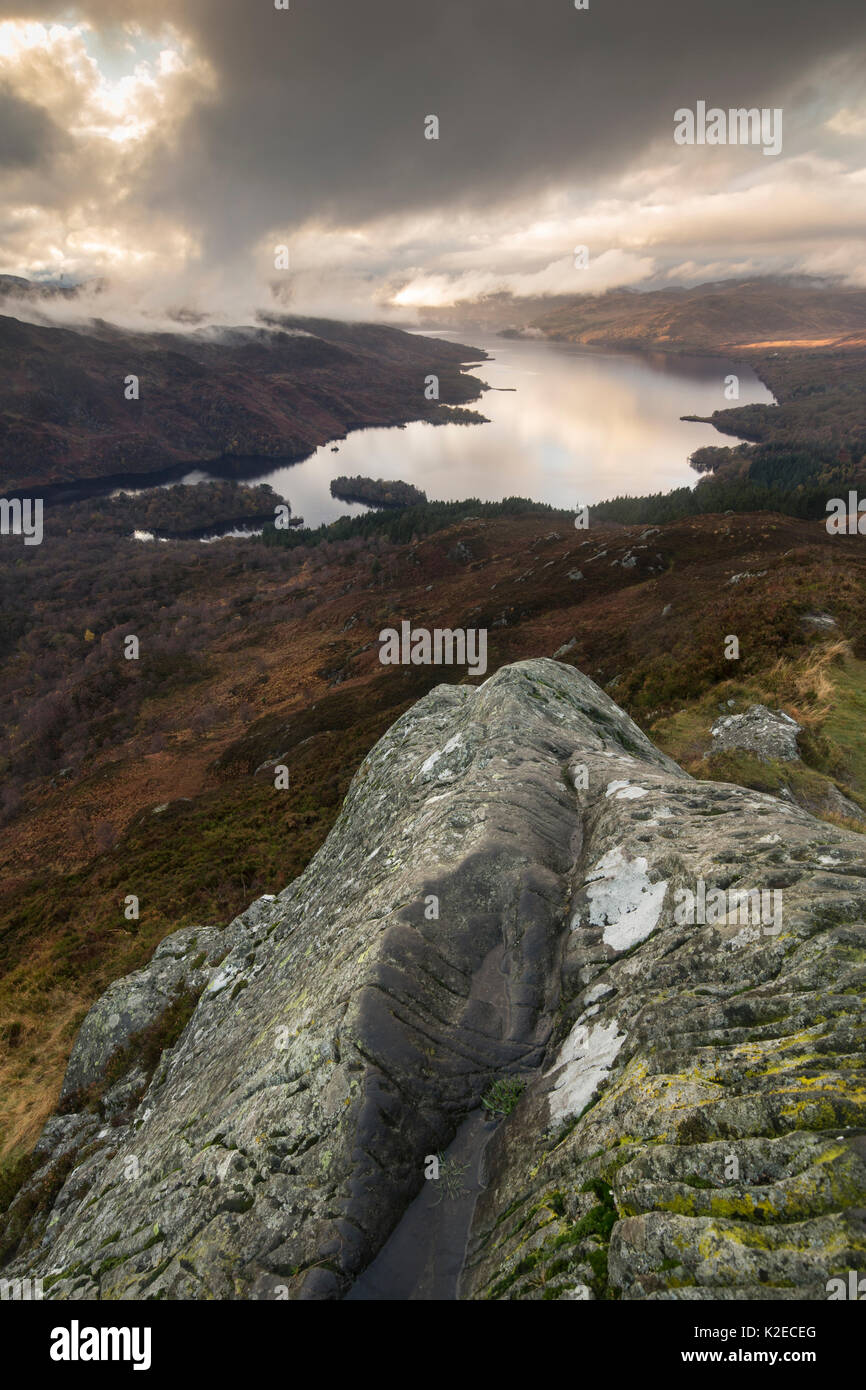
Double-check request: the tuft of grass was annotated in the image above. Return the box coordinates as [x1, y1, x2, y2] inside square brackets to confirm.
[0, 1151, 36, 1217]
[481, 1076, 527, 1118]
[431, 1153, 471, 1204]
[649, 642, 866, 828]
[822, 656, 866, 798]
[761, 640, 850, 729]
[0, 1149, 76, 1265]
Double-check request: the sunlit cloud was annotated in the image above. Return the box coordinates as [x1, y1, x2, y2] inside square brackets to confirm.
[392, 250, 656, 307]
[0, 1, 862, 321]
[0, 16, 214, 290]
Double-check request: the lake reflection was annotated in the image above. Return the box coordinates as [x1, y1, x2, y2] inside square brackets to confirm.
[237, 331, 774, 527]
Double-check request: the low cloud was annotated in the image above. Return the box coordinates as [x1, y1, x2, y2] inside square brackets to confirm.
[392, 250, 656, 307]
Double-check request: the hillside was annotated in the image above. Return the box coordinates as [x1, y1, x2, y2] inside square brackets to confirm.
[420, 279, 866, 352]
[0, 309, 487, 491]
[517, 279, 866, 352]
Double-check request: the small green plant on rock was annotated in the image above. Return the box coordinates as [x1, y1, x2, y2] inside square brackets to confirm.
[482, 1076, 526, 1118]
[431, 1153, 470, 1204]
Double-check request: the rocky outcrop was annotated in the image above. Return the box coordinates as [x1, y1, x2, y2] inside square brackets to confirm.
[58, 922, 244, 1107]
[2, 659, 865, 1300]
[710, 704, 802, 762]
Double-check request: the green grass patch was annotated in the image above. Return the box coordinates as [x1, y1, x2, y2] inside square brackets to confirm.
[481, 1076, 527, 1118]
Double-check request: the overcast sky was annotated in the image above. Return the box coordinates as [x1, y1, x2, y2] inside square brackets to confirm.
[0, 0, 865, 324]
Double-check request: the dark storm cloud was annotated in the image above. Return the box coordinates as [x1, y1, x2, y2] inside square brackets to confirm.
[0, 0, 864, 307]
[156, 0, 866, 251]
[0, 82, 61, 168]
[6, 0, 864, 253]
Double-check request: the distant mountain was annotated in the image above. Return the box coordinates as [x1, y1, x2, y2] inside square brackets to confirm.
[0, 309, 487, 491]
[523, 279, 866, 351]
[418, 277, 866, 352]
[0, 275, 79, 301]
